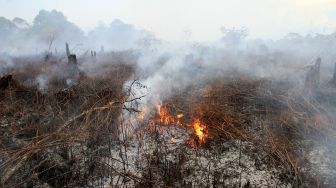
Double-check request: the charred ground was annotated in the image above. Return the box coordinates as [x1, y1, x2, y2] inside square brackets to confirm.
[0, 51, 336, 188]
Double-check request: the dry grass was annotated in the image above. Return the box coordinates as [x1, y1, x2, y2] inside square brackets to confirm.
[1, 56, 336, 187]
[160, 74, 336, 187]
[0, 57, 137, 187]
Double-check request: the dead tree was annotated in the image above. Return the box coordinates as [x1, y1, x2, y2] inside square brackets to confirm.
[305, 57, 321, 90]
[66, 42, 71, 57]
[91, 50, 97, 56]
[68, 54, 77, 65]
[90, 50, 97, 63]
[65, 43, 79, 85]
[65, 43, 78, 65]
[44, 52, 52, 61]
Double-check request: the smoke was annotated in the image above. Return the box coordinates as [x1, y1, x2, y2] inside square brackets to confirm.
[133, 30, 336, 107]
[0, 55, 14, 76]
[0, 10, 335, 183]
[1, 10, 336, 107]
[0, 10, 157, 56]
[87, 19, 157, 51]
[128, 28, 336, 185]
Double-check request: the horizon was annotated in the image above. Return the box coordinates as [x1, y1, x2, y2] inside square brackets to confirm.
[1, 0, 336, 42]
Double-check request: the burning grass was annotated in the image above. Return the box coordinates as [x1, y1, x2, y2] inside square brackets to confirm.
[154, 104, 208, 144]
[138, 74, 336, 187]
[1, 56, 335, 187]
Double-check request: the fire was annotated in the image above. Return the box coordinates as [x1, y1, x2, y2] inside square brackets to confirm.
[177, 114, 184, 119]
[137, 107, 148, 121]
[192, 118, 208, 143]
[156, 104, 208, 144]
[157, 105, 181, 125]
[159, 106, 173, 124]
[128, 107, 148, 125]
[128, 97, 209, 146]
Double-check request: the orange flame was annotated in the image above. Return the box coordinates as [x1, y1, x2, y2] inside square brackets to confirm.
[177, 114, 184, 119]
[158, 105, 174, 124]
[192, 118, 208, 143]
[137, 107, 148, 121]
[156, 105, 208, 144]
[157, 105, 184, 126]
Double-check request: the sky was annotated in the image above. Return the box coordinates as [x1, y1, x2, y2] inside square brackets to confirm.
[1, 0, 336, 42]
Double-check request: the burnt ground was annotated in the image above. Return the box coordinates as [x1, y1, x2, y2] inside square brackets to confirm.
[0, 56, 336, 188]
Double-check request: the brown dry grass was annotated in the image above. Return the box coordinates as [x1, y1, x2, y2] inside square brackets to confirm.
[1, 55, 336, 187]
[161, 74, 336, 187]
[0, 58, 137, 187]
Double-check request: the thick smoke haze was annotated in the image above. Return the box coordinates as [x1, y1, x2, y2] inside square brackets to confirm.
[1, 9, 336, 186]
[1, 9, 336, 95]
[0, 10, 155, 55]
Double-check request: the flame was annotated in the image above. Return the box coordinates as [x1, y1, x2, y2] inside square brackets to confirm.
[157, 105, 183, 125]
[192, 118, 208, 143]
[153, 104, 208, 145]
[177, 114, 184, 118]
[158, 105, 174, 124]
[129, 107, 148, 125]
[137, 107, 148, 121]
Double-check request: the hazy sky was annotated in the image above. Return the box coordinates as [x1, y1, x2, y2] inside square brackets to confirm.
[1, 0, 336, 41]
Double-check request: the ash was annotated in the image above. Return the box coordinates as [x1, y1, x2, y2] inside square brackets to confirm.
[99, 125, 293, 188]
